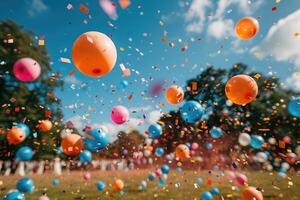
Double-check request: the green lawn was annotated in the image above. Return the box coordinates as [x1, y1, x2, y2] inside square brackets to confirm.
[0, 170, 299, 200]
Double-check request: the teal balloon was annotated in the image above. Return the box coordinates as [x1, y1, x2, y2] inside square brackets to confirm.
[155, 148, 164, 157]
[161, 164, 170, 174]
[16, 146, 33, 161]
[79, 150, 92, 163]
[53, 179, 59, 186]
[210, 187, 220, 196]
[180, 101, 203, 123]
[97, 181, 105, 191]
[4, 190, 25, 200]
[148, 124, 162, 138]
[250, 135, 264, 149]
[210, 127, 222, 138]
[83, 129, 109, 152]
[16, 178, 34, 193]
[201, 191, 213, 200]
[288, 98, 300, 117]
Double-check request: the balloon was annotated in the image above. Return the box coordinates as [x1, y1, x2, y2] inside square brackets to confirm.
[83, 129, 109, 152]
[39, 120, 52, 132]
[225, 75, 258, 105]
[175, 144, 190, 160]
[139, 180, 147, 190]
[288, 97, 300, 117]
[97, 181, 106, 191]
[286, 153, 297, 164]
[79, 150, 92, 163]
[7, 126, 26, 145]
[236, 173, 248, 186]
[196, 178, 203, 185]
[226, 171, 236, 181]
[14, 123, 30, 137]
[155, 147, 164, 157]
[112, 179, 124, 191]
[210, 187, 220, 196]
[4, 190, 25, 200]
[256, 152, 268, 163]
[52, 179, 59, 186]
[210, 127, 222, 138]
[39, 195, 50, 200]
[165, 85, 184, 104]
[250, 135, 264, 149]
[180, 101, 203, 123]
[161, 164, 170, 174]
[148, 173, 156, 181]
[238, 133, 251, 146]
[16, 146, 33, 161]
[201, 191, 213, 200]
[111, 105, 129, 125]
[72, 31, 117, 77]
[206, 143, 213, 150]
[191, 142, 199, 150]
[242, 187, 263, 200]
[13, 57, 41, 82]
[61, 134, 83, 156]
[16, 178, 34, 193]
[235, 17, 259, 40]
[148, 124, 162, 138]
[83, 172, 91, 180]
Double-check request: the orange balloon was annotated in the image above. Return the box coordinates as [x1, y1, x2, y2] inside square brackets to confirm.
[166, 85, 184, 104]
[6, 126, 26, 145]
[39, 120, 52, 132]
[225, 74, 258, 105]
[242, 187, 263, 200]
[112, 179, 124, 191]
[61, 134, 83, 156]
[175, 144, 190, 160]
[72, 31, 117, 77]
[235, 17, 259, 40]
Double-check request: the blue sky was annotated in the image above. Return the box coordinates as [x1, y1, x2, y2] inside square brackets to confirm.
[1, 0, 300, 140]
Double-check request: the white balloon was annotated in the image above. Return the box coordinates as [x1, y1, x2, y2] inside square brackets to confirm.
[256, 152, 268, 163]
[281, 162, 290, 170]
[238, 133, 251, 146]
[268, 137, 276, 145]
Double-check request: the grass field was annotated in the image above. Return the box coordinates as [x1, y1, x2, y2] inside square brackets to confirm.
[0, 170, 299, 200]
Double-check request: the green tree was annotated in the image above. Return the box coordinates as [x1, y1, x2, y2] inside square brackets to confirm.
[0, 20, 64, 160]
[158, 63, 300, 168]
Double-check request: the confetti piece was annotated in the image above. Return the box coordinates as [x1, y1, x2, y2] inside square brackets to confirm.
[79, 4, 89, 14]
[67, 3, 73, 10]
[60, 57, 71, 64]
[119, 0, 131, 9]
[99, 0, 118, 20]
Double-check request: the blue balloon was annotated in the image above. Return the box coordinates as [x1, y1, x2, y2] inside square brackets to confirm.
[210, 127, 222, 138]
[83, 129, 109, 152]
[155, 147, 164, 157]
[14, 123, 30, 138]
[120, 80, 129, 89]
[279, 168, 287, 174]
[288, 97, 300, 117]
[16, 146, 33, 161]
[16, 178, 34, 193]
[148, 173, 155, 181]
[196, 177, 203, 185]
[161, 164, 170, 174]
[139, 181, 147, 190]
[148, 124, 162, 138]
[97, 181, 106, 191]
[180, 101, 203, 123]
[250, 135, 264, 149]
[79, 150, 92, 163]
[4, 190, 25, 200]
[210, 187, 220, 196]
[201, 191, 213, 200]
[157, 177, 166, 187]
[206, 143, 213, 150]
[53, 179, 59, 186]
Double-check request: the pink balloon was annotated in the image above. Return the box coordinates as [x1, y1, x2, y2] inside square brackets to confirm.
[226, 171, 236, 181]
[13, 58, 41, 82]
[191, 142, 199, 150]
[83, 172, 91, 180]
[111, 105, 129, 124]
[235, 173, 248, 186]
[39, 195, 50, 200]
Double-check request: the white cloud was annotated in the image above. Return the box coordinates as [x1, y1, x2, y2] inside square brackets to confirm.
[207, 19, 234, 39]
[64, 76, 80, 85]
[28, 0, 48, 17]
[251, 9, 300, 67]
[185, 0, 212, 33]
[285, 72, 300, 91]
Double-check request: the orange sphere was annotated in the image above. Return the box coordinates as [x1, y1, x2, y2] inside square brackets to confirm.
[225, 74, 258, 105]
[61, 134, 83, 156]
[6, 126, 26, 145]
[235, 17, 259, 40]
[175, 144, 190, 160]
[72, 31, 117, 77]
[39, 120, 53, 132]
[166, 85, 184, 104]
[242, 187, 263, 200]
[112, 179, 124, 191]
